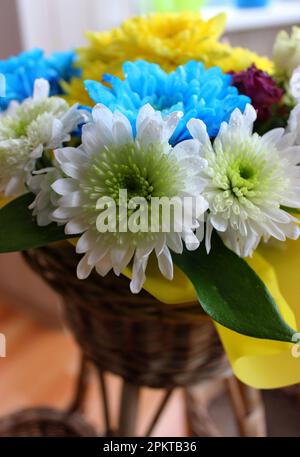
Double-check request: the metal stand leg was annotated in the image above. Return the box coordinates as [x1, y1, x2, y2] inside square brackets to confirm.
[185, 387, 222, 437]
[98, 371, 114, 436]
[118, 381, 140, 437]
[67, 354, 90, 415]
[69, 359, 267, 437]
[226, 376, 266, 437]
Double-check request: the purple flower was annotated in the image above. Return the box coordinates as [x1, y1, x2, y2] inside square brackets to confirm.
[231, 64, 284, 121]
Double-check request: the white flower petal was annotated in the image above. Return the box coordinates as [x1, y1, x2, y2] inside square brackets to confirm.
[65, 217, 89, 235]
[211, 214, 228, 232]
[136, 104, 156, 132]
[260, 219, 286, 241]
[82, 123, 109, 155]
[30, 144, 44, 159]
[187, 119, 211, 148]
[137, 118, 163, 149]
[95, 253, 113, 277]
[157, 246, 173, 280]
[243, 104, 258, 127]
[284, 146, 300, 164]
[182, 228, 200, 251]
[280, 195, 300, 208]
[36, 209, 53, 227]
[76, 231, 97, 253]
[263, 207, 293, 224]
[290, 66, 300, 101]
[242, 228, 259, 257]
[60, 104, 83, 133]
[59, 163, 82, 180]
[88, 243, 110, 266]
[48, 119, 65, 149]
[287, 104, 300, 145]
[5, 176, 24, 196]
[130, 254, 149, 294]
[59, 191, 85, 208]
[33, 79, 50, 100]
[205, 216, 214, 254]
[277, 132, 297, 150]
[229, 104, 256, 134]
[154, 234, 167, 258]
[55, 147, 83, 165]
[162, 111, 183, 142]
[112, 111, 133, 145]
[52, 206, 81, 221]
[261, 128, 285, 148]
[279, 222, 300, 240]
[172, 139, 202, 160]
[92, 104, 113, 129]
[52, 178, 78, 196]
[166, 232, 183, 254]
[111, 245, 135, 276]
[77, 254, 94, 280]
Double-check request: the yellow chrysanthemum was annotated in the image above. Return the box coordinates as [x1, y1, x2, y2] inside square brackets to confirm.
[216, 45, 274, 74]
[65, 12, 273, 106]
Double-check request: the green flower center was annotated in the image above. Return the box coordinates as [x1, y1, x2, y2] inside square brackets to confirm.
[84, 142, 184, 204]
[227, 160, 258, 198]
[239, 164, 255, 181]
[13, 118, 30, 138]
[108, 164, 155, 201]
[205, 137, 289, 218]
[81, 142, 186, 244]
[1, 116, 31, 139]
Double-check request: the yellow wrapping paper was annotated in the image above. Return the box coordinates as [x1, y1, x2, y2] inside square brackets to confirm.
[124, 241, 300, 389]
[0, 196, 13, 209]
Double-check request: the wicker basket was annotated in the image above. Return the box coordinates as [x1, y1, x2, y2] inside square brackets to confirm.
[0, 408, 97, 437]
[23, 244, 229, 389]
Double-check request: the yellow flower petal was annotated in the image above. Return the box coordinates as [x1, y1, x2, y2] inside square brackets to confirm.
[65, 12, 273, 106]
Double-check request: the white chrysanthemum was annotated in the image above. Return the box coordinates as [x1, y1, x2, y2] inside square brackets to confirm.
[290, 65, 300, 102]
[188, 104, 300, 257]
[0, 78, 84, 196]
[28, 166, 64, 227]
[287, 102, 300, 146]
[50, 103, 208, 293]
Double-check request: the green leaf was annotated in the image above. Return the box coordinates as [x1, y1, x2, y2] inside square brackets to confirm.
[173, 234, 295, 343]
[0, 193, 72, 252]
[281, 206, 300, 215]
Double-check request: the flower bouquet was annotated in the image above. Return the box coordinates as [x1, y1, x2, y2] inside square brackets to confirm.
[1, 13, 300, 394]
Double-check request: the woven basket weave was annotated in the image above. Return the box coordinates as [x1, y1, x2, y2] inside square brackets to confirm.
[23, 244, 229, 389]
[0, 408, 97, 437]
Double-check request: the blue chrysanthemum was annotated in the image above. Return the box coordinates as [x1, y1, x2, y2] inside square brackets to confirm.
[0, 48, 80, 111]
[85, 60, 251, 145]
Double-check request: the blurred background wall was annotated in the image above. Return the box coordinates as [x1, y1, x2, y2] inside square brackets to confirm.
[17, 0, 139, 52]
[0, 1, 299, 58]
[0, 0, 21, 58]
[14, 0, 300, 57]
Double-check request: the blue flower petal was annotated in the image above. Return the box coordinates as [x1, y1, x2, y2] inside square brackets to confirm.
[0, 48, 79, 111]
[85, 60, 251, 145]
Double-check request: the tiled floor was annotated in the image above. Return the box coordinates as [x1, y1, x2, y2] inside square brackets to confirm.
[0, 302, 300, 437]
